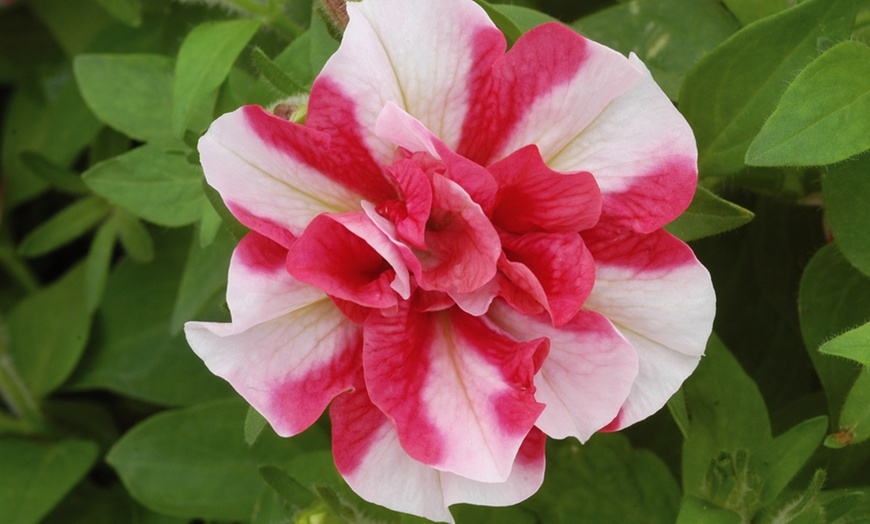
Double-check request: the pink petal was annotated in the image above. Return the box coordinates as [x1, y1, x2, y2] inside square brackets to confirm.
[376, 103, 498, 213]
[547, 56, 697, 233]
[319, 0, 505, 160]
[582, 226, 715, 429]
[489, 145, 601, 234]
[416, 173, 501, 295]
[199, 106, 375, 241]
[487, 301, 639, 441]
[331, 378, 545, 523]
[285, 212, 409, 309]
[184, 298, 360, 437]
[226, 231, 326, 332]
[500, 231, 596, 327]
[362, 303, 546, 482]
[458, 23, 642, 166]
[378, 154, 433, 251]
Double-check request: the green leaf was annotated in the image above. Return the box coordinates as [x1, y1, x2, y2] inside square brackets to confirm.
[74, 54, 177, 145]
[681, 335, 770, 504]
[172, 19, 261, 137]
[573, 0, 738, 100]
[7, 264, 92, 398]
[474, 0, 523, 44]
[107, 398, 322, 521]
[0, 438, 99, 524]
[722, 0, 789, 25]
[244, 406, 268, 447]
[17, 196, 112, 258]
[824, 151, 870, 278]
[93, 0, 141, 27]
[834, 370, 870, 446]
[66, 228, 232, 406]
[2, 67, 102, 207]
[27, 0, 115, 56]
[114, 210, 154, 263]
[258, 466, 317, 509]
[675, 496, 742, 524]
[170, 226, 233, 334]
[799, 243, 870, 420]
[19, 152, 88, 195]
[680, 0, 858, 177]
[746, 41, 870, 167]
[752, 416, 828, 505]
[525, 434, 680, 523]
[665, 186, 754, 241]
[819, 321, 870, 367]
[83, 145, 207, 227]
[248, 32, 317, 106]
[84, 218, 118, 312]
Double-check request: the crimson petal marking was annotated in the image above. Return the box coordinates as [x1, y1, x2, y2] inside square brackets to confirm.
[459, 23, 642, 166]
[226, 231, 326, 333]
[247, 101, 396, 204]
[417, 174, 500, 295]
[321, 0, 505, 160]
[548, 56, 697, 233]
[489, 145, 601, 234]
[286, 212, 409, 309]
[582, 226, 715, 429]
[331, 381, 546, 524]
[363, 304, 546, 483]
[488, 301, 639, 441]
[381, 156, 433, 251]
[500, 231, 596, 327]
[184, 299, 360, 437]
[198, 107, 363, 240]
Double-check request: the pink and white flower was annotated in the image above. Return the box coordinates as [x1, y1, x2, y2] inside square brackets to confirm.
[184, 0, 715, 521]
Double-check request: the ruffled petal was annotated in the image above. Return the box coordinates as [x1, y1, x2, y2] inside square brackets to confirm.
[487, 301, 638, 441]
[286, 212, 410, 308]
[500, 231, 596, 327]
[417, 173, 500, 295]
[489, 145, 601, 234]
[226, 231, 325, 332]
[582, 226, 715, 429]
[318, 0, 506, 161]
[547, 56, 697, 233]
[458, 23, 642, 166]
[363, 303, 546, 482]
[184, 298, 361, 437]
[199, 106, 379, 243]
[331, 379, 545, 524]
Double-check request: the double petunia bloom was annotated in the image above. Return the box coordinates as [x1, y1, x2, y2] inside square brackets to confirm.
[184, 0, 715, 521]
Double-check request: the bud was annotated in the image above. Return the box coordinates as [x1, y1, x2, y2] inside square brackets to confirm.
[318, 0, 350, 35]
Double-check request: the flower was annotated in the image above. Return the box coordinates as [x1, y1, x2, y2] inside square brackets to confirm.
[184, 0, 715, 521]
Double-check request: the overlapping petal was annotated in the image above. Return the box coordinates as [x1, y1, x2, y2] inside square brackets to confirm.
[487, 302, 639, 441]
[185, 297, 360, 437]
[315, 0, 505, 161]
[547, 56, 698, 232]
[331, 378, 546, 524]
[458, 23, 643, 166]
[582, 226, 715, 429]
[363, 303, 546, 482]
[199, 106, 373, 243]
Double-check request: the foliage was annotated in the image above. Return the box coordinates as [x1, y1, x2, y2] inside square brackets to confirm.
[1, 0, 870, 522]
